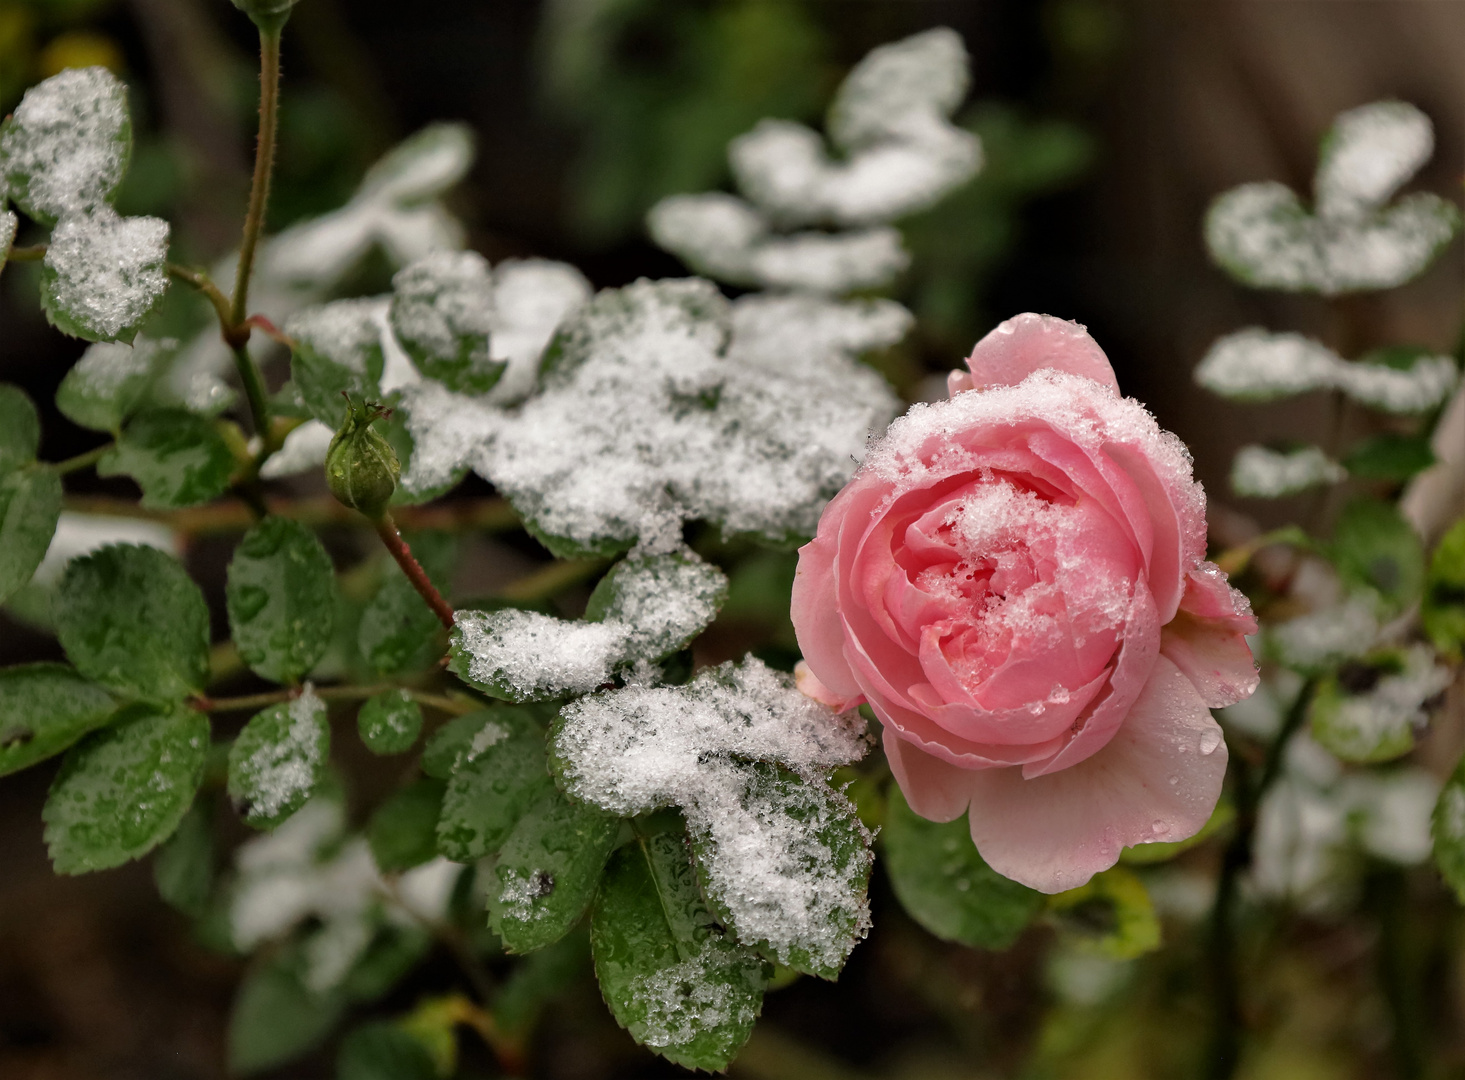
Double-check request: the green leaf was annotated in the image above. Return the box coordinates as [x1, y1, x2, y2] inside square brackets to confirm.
[686, 760, 872, 979]
[227, 694, 330, 829]
[881, 785, 1041, 950]
[488, 787, 621, 953]
[1433, 752, 1465, 904]
[97, 409, 235, 509]
[1310, 668, 1414, 764]
[226, 517, 337, 684]
[584, 547, 729, 658]
[336, 1022, 437, 1080]
[1047, 866, 1161, 960]
[591, 832, 768, 1071]
[390, 251, 504, 394]
[1423, 516, 1465, 658]
[40, 210, 171, 344]
[0, 384, 40, 474]
[228, 954, 345, 1075]
[153, 796, 214, 916]
[358, 531, 456, 675]
[0, 465, 62, 605]
[55, 339, 169, 433]
[1330, 497, 1425, 615]
[495, 930, 591, 1036]
[0, 663, 116, 777]
[0, 66, 132, 224]
[42, 704, 209, 873]
[357, 688, 423, 754]
[421, 708, 493, 779]
[436, 707, 553, 861]
[54, 543, 210, 703]
[368, 777, 444, 872]
[1344, 433, 1436, 481]
[286, 299, 386, 428]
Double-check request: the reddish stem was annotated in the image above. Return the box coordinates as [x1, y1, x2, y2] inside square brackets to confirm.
[374, 513, 456, 630]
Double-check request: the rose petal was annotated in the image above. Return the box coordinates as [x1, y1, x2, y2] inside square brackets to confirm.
[1161, 563, 1259, 708]
[947, 369, 976, 396]
[884, 728, 972, 822]
[964, 313, 1119, 393]
[794, 660, 860, 711]
[964, 654, 1228, 893]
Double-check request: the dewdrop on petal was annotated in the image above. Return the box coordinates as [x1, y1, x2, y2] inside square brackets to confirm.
[326, 396, 399, 519]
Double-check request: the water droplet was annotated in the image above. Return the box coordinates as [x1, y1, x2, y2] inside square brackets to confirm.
[956, 878, 971, 892]
[1168, 775, 1179, 785]
[1199, 729, 1222, 756]
[1151, 819, 1170, 836]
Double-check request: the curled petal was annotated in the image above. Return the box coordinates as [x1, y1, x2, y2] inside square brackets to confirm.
[794, 660, 860, 711]
[884, 728, 971, 823]
[1161, 562, 1259, 708]
[964, 655, 1228, 893]
[964, 312, 1119, 393]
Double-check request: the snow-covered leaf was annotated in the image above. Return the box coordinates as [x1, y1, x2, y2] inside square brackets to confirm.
[53, 543, 209, 704]
[56, 338, 170, 433]
[1196, 328, 1457, 412]
[553, 656, 871, 976]
[1205, 102, 1460, 295]
[228, 688, 330, 829]
[647, 194, 909, 294]
[1269, 598, 1380, 674]
[356, 689, 422, 756]
[1230, 444, 1345, 498]
[0, 67, 131, 224]
[449, 547, 727, 701]
[487, 786, 620, 953]
[1310, 645, 1450, 763]
[42, 703, 207, 873]
[433, 707, 553, 862]
[480, 278, 899, 554]
[41, 208, 169, 343]
[591, 830, 768, 1071]
[286, 298, 387, 428]
[389, 251, 503, 394]
[97, 408, 235, 509]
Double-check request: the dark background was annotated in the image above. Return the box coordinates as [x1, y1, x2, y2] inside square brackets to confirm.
[0, 2, 1461, 1078]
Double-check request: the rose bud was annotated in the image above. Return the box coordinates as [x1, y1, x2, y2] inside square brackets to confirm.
[326, 396, 399, 520]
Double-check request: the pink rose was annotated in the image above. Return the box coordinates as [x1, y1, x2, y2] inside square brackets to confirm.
[791, 313, 1258, 893]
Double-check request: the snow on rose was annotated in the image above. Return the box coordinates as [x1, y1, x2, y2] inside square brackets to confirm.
[791, 313, 1259, 893]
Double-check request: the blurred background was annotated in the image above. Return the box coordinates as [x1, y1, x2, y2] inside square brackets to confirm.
[0, 1, 1461, 1078]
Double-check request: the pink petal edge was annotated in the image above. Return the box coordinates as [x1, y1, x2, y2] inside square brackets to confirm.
[963, 313, 1120, 394]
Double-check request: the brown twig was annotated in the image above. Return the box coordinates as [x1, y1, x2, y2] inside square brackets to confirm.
[374, 513, 456, 630]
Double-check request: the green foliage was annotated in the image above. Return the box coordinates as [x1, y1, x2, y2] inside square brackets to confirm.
[97, 409, 235, 509]
[153, 796, 214, 916]
[435, 707, 553, 861]
[488, 787, 621, 953]
[336, 1022, 437, 1080]
[367, 777, 444, 872]
[0, 663, 116, 776]
[591, 830, 769, 1071]
[1047, 866, 1161, 960]
[1423, 517, 1465, 657]
[1343, 433, 1436, 481]
[1329, 497, 1425, 615]
[226, 517, 337, 683]
[1433, 754, 1465, 903]
[42, 704, 209, 873]
[55, 340, 163, 432]
[227, 694, 330, 829]
[357, 688, 423, 754]
[229, 953, 346, 1075]
[0, 384, 40, 473]
[359, 531, 455, 674]
[0, 465, 62, 605]
[1309, 657, 1417, 764]
[881, 785, 1042, 950]
[54, 544, 211, 704]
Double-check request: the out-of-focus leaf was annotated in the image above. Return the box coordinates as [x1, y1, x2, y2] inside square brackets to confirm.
[1330, 496, 1425, 615]
[0, 466, 63, 605]
[0, 384, 40, 473]
[368, 777, 444, 872]
[1423, 516, 1465, 657]
[1046, 866, 1160, 960]
[336, 1022, 437, 1080]
[228, 953, 345, 1075]
[1344, 433, 1436, 481]
[153, 795, 214, 916]
[0, 663, 116, 776]
[97, 409, 235, 509]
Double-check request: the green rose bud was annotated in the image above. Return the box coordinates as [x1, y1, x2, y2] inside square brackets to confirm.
[326, 397, 400, 520]
[229, 0, 299, 33]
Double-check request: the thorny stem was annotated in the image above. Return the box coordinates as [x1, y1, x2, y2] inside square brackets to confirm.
[192, 683, 475, 715]
[62, 493, 520, 537]
[1205, 677, 1317, 1080]
[229, 341, 274, 445]
[166, 262, 232, 326]
[231, 26, 281, 332]
[374, 513, 457, 630]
